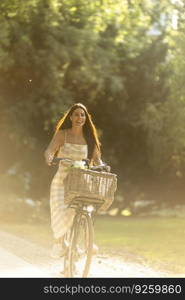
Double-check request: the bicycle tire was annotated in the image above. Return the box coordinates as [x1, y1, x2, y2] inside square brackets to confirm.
[63, 230, 71, 277]
[68, 212, 94, 278]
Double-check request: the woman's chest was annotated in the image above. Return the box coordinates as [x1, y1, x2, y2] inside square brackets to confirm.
[59, 143, 88, 159]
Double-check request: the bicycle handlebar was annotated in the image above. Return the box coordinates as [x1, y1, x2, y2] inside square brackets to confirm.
[51, 157, 110, 172]
[52, 157, 75, 163]
[52, 157, 89, 165]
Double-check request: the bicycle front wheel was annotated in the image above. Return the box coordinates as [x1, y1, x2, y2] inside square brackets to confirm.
[68, 213, 94, 278]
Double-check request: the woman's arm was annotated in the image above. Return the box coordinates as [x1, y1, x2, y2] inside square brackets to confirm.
[44, 130, 64, 165]
[92, 144, 111, 172]
[92, 144, 102, 166]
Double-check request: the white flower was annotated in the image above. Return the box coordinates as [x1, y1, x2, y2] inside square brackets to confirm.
[72, 160, 86, 169]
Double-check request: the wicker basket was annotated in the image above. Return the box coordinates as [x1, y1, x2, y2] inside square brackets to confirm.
[63, 168, 117, 211]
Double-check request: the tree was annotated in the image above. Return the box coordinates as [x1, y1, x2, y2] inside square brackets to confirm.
[1, 0, 185, 209]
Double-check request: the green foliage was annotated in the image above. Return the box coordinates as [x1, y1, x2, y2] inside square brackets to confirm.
[1, 0, 185, 205]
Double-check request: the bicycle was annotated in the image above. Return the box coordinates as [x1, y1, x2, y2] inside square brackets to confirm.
[52, 157, 117, 278]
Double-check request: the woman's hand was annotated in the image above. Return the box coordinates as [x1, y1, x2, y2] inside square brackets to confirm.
[105, 165, 111, 172]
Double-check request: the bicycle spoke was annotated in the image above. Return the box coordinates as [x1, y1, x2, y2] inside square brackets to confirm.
[68, 213, 93, 277]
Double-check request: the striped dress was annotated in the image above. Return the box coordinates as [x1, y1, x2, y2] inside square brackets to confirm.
[50, 136, 88, 239]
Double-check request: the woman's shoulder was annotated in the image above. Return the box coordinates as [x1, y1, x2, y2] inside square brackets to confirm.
[58, 128, 65, 135]
[54, 129, 65, 143]
[59, 128, 69, 139]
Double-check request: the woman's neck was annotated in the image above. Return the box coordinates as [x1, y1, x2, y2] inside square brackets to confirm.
[66, 127, 86, 145]
[70, 127, 83, 136]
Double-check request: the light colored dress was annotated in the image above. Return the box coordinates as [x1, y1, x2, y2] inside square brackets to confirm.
[50, 131, 88, 239]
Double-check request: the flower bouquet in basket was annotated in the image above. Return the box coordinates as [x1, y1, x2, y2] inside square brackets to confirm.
[70, 160, 88, 169]
[64, 161, 117, 212]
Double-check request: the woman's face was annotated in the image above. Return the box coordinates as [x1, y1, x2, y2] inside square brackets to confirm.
[70, 108, 86, 128]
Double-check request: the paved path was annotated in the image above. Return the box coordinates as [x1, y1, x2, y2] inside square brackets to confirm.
[0, 230, 171, 278]
[0, 247, 49, 277]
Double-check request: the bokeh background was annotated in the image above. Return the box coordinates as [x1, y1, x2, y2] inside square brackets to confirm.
[1, 0, 185, 276]
[1, 0, 185, 218]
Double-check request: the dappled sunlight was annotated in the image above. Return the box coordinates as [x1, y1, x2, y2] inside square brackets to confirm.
[121, 209, 132, 217]
[1, 0, 185, 281]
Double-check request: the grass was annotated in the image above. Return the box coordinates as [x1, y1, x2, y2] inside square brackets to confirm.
[94, 216, 185, 275]
[1, 215, 185, 275]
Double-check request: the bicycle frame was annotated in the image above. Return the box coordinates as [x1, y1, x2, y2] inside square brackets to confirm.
[63, 197, 102, 278]
[51, 157, 109, 277]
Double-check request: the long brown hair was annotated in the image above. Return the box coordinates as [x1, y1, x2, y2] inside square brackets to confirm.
[55, 103, 101, 162]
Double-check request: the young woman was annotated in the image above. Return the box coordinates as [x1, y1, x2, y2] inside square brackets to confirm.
[44, 103, 102, 258]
